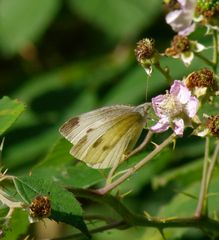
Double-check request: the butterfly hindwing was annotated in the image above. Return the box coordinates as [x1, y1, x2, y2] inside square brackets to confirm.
[59, 104, 149, 169]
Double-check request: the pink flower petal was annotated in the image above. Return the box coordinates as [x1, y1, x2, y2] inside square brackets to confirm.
[173, 118, 184, 136]
[179, 23, 196, 36]
[170, 80, 191, 104]
[178, 0, 186, 7]
[152, 95, 166, 118]
[185, 96, 199, 117]
[150, 117, 170, 133]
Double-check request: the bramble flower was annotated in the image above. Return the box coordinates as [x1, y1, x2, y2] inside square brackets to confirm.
[135, 38, 159, 76]
[151, 80, 199, 136]
[165, 0, 197, 36]
[165, 35, 205, 66]
[185, 68, 217, 98]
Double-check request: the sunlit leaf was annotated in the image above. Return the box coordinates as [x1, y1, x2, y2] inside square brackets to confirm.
[14, 176, 90, 236]
[0, 96, 25, 135]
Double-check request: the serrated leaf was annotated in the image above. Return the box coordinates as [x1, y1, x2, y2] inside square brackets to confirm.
[0, 96, 25, 135]
[14, 176, 90, 237]
[0, 0, 60, 55]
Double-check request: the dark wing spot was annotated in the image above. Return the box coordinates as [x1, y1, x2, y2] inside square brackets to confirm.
[86, 128, 94, 133]
[102, 145, 110, 151]
[59, 117, 79, 134]
[92, 137, 103, 148]
[77, 135, 88, 146]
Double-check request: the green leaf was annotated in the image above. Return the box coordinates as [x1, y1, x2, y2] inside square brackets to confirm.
[0, 0, 60, 55]
[69, 0, 161, 40]
[14, 176, 90, 236]
[3, 208, 29, 240]
[0, 96, 25, 135]
[142, 177, 219, 239]
[35, 138, 73, 169]
[33, 138, 103, 189]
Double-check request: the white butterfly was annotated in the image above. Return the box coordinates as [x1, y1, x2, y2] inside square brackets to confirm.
[59, 103, 150, 170]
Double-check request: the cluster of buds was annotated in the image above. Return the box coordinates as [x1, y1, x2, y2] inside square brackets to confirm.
[195, 0, 219, 31]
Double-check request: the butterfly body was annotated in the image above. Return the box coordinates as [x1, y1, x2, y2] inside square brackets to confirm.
[59, 103, 150, 169]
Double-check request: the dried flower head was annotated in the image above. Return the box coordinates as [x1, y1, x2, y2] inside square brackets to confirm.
[29, 195, 51, 219]
[186, 68, 214, 88]
[165, 35, 205, 66]
[135, 38, 159, 76]
[185, 68, 217, 97]
[206, 115, 219, 137]
[166, 35, 190, 55]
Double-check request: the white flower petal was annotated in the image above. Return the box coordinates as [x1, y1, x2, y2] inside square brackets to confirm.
[166, 10, 182, 25]
[178, 0, 186, 7]
[144, 66, 152, 76]
[181, 51, 194, 66]
[173, 118, 184, 136]
[150, 117, 170, 133]
[193, 42, 206, 52]
[185, 96, 199, 117]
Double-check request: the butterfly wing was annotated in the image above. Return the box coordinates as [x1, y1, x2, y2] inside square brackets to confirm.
[59, 104, 148, 169]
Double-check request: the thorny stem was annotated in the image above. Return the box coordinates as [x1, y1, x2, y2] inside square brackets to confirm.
[212, 30, 219, 73]
[206, 140, 219, 192]
[66, 189, 219, 240]
[195, 137, 210, 217]
[94, 133, 175, 195]
[154, 63, 173, 84]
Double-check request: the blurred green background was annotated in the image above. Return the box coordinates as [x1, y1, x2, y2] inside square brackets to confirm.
[0, 0, 216, 239]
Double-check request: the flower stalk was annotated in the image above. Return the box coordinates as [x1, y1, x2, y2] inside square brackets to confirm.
[94, 133, 176, 195]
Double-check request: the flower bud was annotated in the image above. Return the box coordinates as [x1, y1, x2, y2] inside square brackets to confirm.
[195, 0, 219, 28]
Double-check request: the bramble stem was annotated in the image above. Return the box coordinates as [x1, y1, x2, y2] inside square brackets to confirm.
[66, 188, 219, 240]
[212, 30, 219, 73]
[155, 63, 173, 84]
[206, 140, 219, 191]
[94, 133, 175, 195]
[195, 137, 210, 217]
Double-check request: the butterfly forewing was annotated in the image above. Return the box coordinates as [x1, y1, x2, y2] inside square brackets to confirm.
[59, 104, 149, 169]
